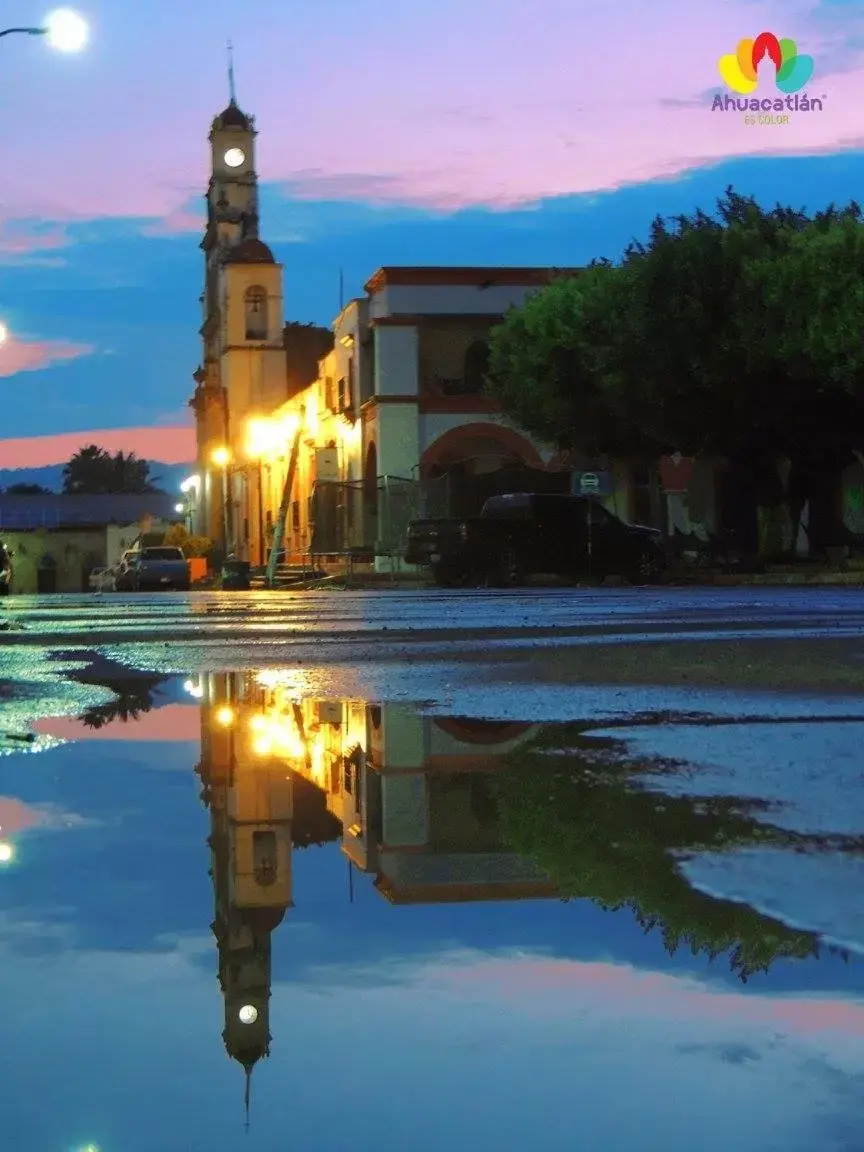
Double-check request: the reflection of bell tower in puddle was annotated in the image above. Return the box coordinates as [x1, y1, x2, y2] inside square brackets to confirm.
[195, 671, 294, 1127]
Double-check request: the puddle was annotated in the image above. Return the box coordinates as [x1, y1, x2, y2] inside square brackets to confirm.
[1, 669, 863, 1150]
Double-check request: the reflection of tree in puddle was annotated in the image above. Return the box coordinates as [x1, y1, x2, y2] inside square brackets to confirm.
[77, 674, 169, 729]
[494, 724, 846, 982]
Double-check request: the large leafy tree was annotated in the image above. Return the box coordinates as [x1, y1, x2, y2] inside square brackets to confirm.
[486, 262, 653, 458]
[487, 188, 864, 554]
[62, 444, 160, 495]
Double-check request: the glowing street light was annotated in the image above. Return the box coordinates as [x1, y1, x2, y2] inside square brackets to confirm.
[0, 842, 15, 863]
[215, 705, 234, 727]
[0, 9, 89, 52]
[211, 446, 230, 468]
[180, 473, 200, 494]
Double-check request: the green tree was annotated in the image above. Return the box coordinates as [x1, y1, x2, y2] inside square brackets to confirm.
[3, 483, 53, 495]
[487, 262, 652, 459]
[62, 444, 160, 495]
[487, 188, 864, 555]
[163, 523, 211, 558]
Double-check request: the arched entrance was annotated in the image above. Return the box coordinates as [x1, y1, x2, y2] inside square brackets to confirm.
[421, 422, 567, 518]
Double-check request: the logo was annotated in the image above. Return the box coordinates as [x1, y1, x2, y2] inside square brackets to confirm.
[718, 32, 814, 94]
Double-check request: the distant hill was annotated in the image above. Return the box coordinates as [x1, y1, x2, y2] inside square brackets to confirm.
[0, 461, 194, 495]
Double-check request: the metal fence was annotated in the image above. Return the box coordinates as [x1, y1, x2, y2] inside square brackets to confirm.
[307, 460, 570, 559]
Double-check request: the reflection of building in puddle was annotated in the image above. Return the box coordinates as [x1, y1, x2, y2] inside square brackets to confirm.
[195, 670, 557, 1113]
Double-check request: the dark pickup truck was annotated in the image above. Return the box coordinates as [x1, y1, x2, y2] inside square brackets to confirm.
[404, 492, 665, 586]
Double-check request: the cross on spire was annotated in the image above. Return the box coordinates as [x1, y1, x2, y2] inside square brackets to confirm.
[227, 40, 237, 104]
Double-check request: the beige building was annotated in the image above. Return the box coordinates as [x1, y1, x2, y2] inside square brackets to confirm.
[0, 494, 182, 593]
[188, 94, 590, 573]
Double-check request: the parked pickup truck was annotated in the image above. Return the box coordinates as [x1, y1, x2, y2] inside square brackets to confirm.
[404, 492, 665, 587]
[118, 546, 190, 592]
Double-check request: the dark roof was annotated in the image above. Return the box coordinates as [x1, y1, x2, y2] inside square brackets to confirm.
[0, 493, 183, 531]
[214, 99, 252, 130]
[225, 237, 275, 265]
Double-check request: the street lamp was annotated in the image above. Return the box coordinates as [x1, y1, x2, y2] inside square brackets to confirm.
[211, 446, 231, 554]
[0, 9, 89, 51]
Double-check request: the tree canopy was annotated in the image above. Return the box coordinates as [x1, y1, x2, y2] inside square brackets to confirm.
[486, 188, 864, 551]
[62, 445, 161, 495]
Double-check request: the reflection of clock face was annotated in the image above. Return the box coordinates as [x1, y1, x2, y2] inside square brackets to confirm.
[224, 147, 245, 168]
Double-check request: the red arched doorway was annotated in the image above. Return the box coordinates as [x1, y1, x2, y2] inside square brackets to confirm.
[421, 422, 566, 518]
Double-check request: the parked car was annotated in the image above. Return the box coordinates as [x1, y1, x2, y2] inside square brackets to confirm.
[118, 546, 190, 592]
[404, 492, 665, 587]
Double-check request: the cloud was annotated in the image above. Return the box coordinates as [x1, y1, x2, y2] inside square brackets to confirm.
[0, 220, 73, 263]
[0, 426, 196, 468]
[0, 336, 94, 379]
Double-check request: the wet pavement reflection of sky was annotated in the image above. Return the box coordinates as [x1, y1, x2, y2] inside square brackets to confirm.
[1, 670, 863, 1152]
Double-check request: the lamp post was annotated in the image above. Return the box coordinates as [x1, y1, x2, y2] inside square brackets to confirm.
[245, 419, 276, 568]
[211, 447, 231, 555]
[1, 10, 89, 50]
[180, 474, 200, 534]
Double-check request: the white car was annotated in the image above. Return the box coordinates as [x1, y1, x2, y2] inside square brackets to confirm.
[88, 567, 116, 592]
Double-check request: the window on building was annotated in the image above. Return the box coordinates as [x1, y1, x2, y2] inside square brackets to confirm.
[244, 286, 268, 340]
[324, 376, 334, 410]
[252, 830, 277, 886]
[462, 340, 490, 395]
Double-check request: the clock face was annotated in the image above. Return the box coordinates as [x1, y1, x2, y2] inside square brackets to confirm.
[224, 147, 246, 168]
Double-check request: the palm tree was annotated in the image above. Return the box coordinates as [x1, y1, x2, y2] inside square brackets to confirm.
[62, 445, 159, 494]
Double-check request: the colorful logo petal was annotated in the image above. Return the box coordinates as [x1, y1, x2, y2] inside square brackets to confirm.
[718, 32, 816, 94]
[777, 52, 814, 93]
[718, 49, 757, 94]
[736, 38, 756, 82]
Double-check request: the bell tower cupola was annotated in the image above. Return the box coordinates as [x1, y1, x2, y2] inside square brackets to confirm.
[205, 44, 259, 255]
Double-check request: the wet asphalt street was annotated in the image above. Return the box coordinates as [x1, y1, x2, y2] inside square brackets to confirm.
[3, 584, 864, 653]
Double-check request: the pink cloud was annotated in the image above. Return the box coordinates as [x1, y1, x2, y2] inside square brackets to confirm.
[0, 797, 50, 837]
[34, 703, 200, 743]
[0, 425, 196, 468]
[3, 0, 863, 220]
[0, 220, 72, 259]
[439, 958, 864, 1036]
[0, 336, 94, 378]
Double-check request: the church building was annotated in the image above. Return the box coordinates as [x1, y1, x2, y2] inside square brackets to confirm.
[189, 91, 650, 572]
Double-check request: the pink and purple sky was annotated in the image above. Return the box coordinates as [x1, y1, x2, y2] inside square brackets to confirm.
[1, 0, 862, 471]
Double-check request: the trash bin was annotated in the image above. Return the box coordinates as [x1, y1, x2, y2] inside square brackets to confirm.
[221, 558, 251, 590]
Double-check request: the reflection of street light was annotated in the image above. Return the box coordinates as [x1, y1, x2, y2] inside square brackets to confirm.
[210, 447, 231, 553]
[1, 9, 89, 51]
[0, 842, 14, 863]
[215, 705, 234, 727]
[0, 323, 8, 346]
